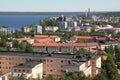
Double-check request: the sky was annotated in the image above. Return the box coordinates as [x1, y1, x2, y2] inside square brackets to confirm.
[0, 0, 120, 12]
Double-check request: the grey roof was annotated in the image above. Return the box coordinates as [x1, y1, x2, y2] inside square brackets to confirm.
[0, 51, 100, 60]
[14, 61, 42, 68]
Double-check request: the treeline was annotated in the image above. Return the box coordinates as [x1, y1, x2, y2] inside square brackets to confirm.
[100, 12, 120, 17]
[0, 29, 33, 52]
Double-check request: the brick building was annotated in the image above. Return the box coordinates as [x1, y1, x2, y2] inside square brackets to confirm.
[0, 52, 101, 79]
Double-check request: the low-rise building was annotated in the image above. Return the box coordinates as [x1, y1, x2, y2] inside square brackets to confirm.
[0, 26, 8, 34]
[70, 35, 93, 43]
[45, 26, 58, 32]
[16, 38, 34, 44]
[32, 42, 99, 53]
[34, 35, 61, 42]
[34, 25, 42, 34]
[35, 38, 54, 44]
[22, 26, 32, 33]
[13, 61, 43, 79]
[72, 26, 80, 31]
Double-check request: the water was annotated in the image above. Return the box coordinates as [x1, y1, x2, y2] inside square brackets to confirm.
[0, 12, 83, 30]
[0, 15, 48, 30]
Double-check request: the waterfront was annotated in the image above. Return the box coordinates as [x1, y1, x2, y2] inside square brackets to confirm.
[0, 15, 47, 30]
[0, 12, 83, 30]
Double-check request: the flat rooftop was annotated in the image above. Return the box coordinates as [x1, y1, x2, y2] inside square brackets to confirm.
[14, 61, 42, 68]
[0, 51, 99, 60]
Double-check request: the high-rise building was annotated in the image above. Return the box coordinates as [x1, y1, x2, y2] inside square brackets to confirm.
[73, 21, 78, 27]
[34, 25, 42, 34]
[59, 21, 68, 29]
[85, 8, 91, 18]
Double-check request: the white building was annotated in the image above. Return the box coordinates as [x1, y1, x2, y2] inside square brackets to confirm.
[0, 26, 8, 34]
[12, 61, 43, 79]
[59, 21, 68, 29]
[22, 26, 32, 33]
[73, 21, 78, 27]
[45, 26, 58, 32]
[34, 25, 42, 34]
[65, 56, 101, 77]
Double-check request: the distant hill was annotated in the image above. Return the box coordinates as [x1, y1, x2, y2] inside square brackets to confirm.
[97, 12, 120, 17]
[0, 12, 85, 16]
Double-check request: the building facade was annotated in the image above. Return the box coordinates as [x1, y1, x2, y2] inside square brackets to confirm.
[34, 25, 42, 34]
[0, 52, 101, 79]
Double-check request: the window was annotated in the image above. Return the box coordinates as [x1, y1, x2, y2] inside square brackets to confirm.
[14, 69, 17, 72]
[50, 69, 53, 72]
[51, 60, 53, 62]
[6, 67, 8, 69]
[61, 60, 63, 63]
[23, 69, 25, 72]
[68, 61, 71, 64]
[18, 70, 21, 72]
[40, 59, 42, 62]
[47, 59, 49, 62]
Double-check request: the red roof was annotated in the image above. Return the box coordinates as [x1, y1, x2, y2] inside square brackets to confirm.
[34, 35, 60, 38]
[102, 55, 108, 60]
[32, 42, 99, 47]
[36, 38, 53, 43]
[96, 36, 106, 40]
[72, 35, 93, 39]
[107, 28, 120, 30]
[16, 38, 33, 41]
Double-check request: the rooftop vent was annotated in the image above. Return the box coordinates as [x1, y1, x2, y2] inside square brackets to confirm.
[47, 53, 53, 57]
[75, 54, 82, 59]
[87, 55, 92, 60]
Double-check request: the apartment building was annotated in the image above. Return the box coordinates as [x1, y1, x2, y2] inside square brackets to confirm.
[16, 37, 34, 44]
[34, 35, 61, 42]
[32, 42, 99, 53]
[70, 35, 93, 43]
[0, 52, 101, 79]
[13, 61, 43, 79]
[34, 25, 42, 34]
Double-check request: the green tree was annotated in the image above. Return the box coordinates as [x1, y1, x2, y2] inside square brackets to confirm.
[114, 45, 120, 62]
[65, 72, 91, 80]
[45, 75, 56, 80]
[104, 45, 114, 56]
[102, 54, 118, 80]
[18, 75, 26, 80]
[93, 70, 108, 80]
[0, 38, 6, 47]
[25, 43, 32, 52]
[12, 40, 19, 48]
[19, 40, 32, 52]
[77, 48, 87, 54]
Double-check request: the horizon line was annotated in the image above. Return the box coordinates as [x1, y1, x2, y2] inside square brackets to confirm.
[0, 11, 120, 13]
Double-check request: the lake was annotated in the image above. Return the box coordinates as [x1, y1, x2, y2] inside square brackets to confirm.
[0, 12, 83, 30]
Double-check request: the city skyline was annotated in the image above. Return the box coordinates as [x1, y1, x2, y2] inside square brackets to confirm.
[0, 0, 120, 12]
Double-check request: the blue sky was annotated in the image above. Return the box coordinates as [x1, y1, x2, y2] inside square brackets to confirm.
[0, 0, 119, 12]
